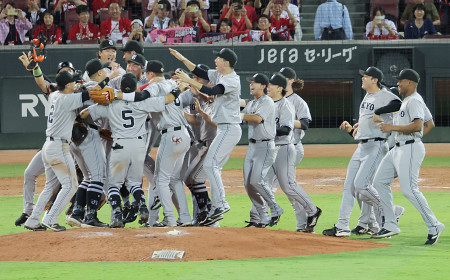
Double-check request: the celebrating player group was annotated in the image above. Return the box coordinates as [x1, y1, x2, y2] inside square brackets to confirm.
[14, 40, 444, 245]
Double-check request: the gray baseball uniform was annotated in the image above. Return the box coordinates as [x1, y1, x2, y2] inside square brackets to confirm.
[267, 97, 318, 220]
[333, 88, 400, 233]
[243, 95, 283, 225]
[24, 91, 84, 229]
[144, 80, 192, 226]
[88, 94, 167, 225]
[204, 69, 242, 214]
[373, 92, 445, 236]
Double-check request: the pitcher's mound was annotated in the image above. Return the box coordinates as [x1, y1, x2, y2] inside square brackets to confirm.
[0, 227, 388, 262]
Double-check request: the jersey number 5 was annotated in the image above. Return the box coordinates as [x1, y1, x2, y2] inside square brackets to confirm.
[122, 110, 135, 128]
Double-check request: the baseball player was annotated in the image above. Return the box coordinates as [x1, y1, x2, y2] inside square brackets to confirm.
[120, 40, 145, 63]
[322, 66, 402, 237]
[82, 72, 178, 228]
[265, 72, 322, 233]
[83, 39, 126, 82]
[24, 71, 90, 231]
[15, 55, 77, 226]
[241, 73, 284, 228]
[371, 69, 445, 245]
[170, 47, 242, 224]
[180, 66, 218, 226]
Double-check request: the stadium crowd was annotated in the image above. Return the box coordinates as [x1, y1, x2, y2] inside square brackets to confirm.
[1, 0, 450, 44]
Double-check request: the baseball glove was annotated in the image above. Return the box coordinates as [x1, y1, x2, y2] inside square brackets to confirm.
[72, 123, 88, 146]
[89, 87, 116, 104]
[122, 203, 139, 224]
[99, 128, 113, 141]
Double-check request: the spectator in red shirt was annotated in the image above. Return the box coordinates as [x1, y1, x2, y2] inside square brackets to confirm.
[99, 1, 131, 42]
[263, 0, 296, 41]
[220, 0, 253, 32]
[218, 18, 232, 33]
[179, 0, 211, 36]
[54, 0, 87, 13]
[220, 0, 257, 29]
[33, 9, 62, 44]
[90, 0, 112, 18]
[68, 5, 99, 41]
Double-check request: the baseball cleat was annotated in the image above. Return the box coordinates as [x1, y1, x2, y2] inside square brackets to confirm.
[322, 225, 350, 237]
[138, 206, 150, 225]
[150, 196, 161, 210]
[269, 215, 281, 227]
[192, 211, 208, 226]
[66, 213, 83, 227]
[351, 225, 372, 235]
[425, 225, 445, 245]
[43, 223, 66, 232]
[394, 205, 405, 223]
[202, 214, 224, 226]
[110, 213, 125, 228]
[15, 213, 30, 226]
[244, 221, 259, 228]
[297, 228, 315, 234]
[306, 207, 322, 231]
[371, 228, 399, 239]
[24, 224, 47, 231]
[81, 216, 109, 228]
[210, 207, 230, 219]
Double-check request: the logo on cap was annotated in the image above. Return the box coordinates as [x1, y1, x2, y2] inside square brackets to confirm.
[109, 40, 113, 45]
[131, 54, 137, 60]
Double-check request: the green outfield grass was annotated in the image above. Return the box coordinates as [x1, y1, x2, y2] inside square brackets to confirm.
[0, 192, 449, 280]
[2, 156, 449, 177]
[0, 157, 449, 280]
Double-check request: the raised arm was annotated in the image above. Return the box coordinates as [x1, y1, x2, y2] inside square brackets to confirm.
[169, 48, 196, 71]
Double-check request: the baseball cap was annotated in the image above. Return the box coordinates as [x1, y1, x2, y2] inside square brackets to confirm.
[269, 73, 287, 89]
[99, 39, 117, 51]
[131, 19, 143, 27]
[120, 40, 144, 55]
[279, 67, 296, 79]
[246, 73, 269, 86]
[85, 58, 110, 77]
[128, 54, 146, 67]
[56, 71, 76, 89]
[146, 60, 164, 73]
[57, 61, 75, 73]
[121, 73, 138, 93]
[394, 69, 420, 83]
[359, 66, 384, 82]
[214, 48, 238, 67]
[195, 64, 210, 81]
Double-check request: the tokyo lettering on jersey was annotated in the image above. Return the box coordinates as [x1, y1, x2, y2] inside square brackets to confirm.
[355, 88, 401, 140]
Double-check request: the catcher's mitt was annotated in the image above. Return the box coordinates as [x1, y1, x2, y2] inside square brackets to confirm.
[89, 87, 116, 104]
[99, 128, 113, 141]
[72, 122, 88, 145]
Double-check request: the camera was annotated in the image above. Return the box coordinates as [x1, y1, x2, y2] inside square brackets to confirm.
[189, 6, 199, 12]
[236, 4, 243, 10]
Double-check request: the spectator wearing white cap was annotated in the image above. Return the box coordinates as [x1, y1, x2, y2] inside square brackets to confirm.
[125, 18, 145, 44]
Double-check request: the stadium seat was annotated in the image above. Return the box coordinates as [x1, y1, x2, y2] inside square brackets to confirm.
[13, 0, 28, 11]
[64, 10, 79, 34]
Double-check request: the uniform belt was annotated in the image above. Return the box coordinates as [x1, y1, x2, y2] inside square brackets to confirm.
[360, 137, 385, 143]
[395, 139, 416, 147]
[117, 136, 143, 140]
[47, 136, 68, 143]
[249, 139, 271, 143]
[88, 124, 98, 130]
[276, 144, 288, 147]
[161, 126, 182, 134]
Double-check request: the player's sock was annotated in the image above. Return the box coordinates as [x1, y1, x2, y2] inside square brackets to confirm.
[191, 183, 210, 210]
[108, 187, 122, 212]
[120, 184, 130, 206]
[130, 185, 146, 207]
[86, 181, 104, 217]
[73, 180, 89, 215]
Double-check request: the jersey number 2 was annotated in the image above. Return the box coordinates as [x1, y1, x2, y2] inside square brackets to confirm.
[122, 110, 135, 128]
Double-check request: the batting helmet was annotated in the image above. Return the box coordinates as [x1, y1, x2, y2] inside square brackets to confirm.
[57, 61, 75, 73]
